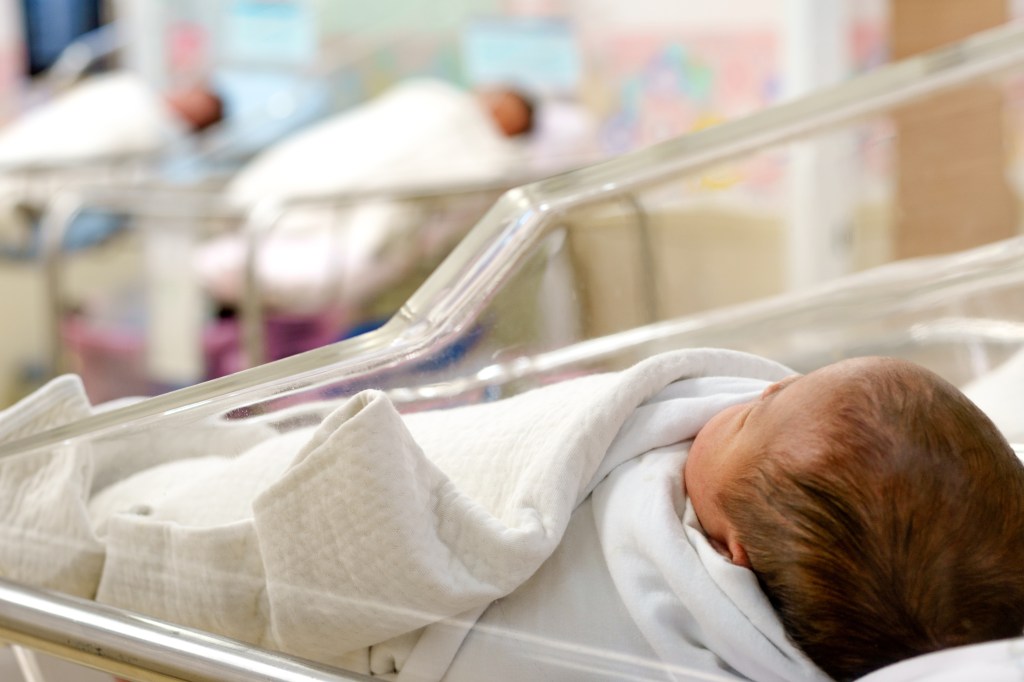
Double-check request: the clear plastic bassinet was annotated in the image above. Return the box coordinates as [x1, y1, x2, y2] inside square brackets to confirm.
[3, 21, 1024, 682]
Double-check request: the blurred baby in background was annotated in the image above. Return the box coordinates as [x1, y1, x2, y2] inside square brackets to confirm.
[0, 71, 222, 166]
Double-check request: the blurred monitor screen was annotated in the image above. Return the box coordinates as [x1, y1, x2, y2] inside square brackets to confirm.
[461, 16, 581, 95]
[224, 0, 316, 66]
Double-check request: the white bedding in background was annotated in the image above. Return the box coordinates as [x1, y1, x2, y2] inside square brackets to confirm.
[223, 79, 518, 207]
[193, 78, 523, 312]
[962, 348, 1024, 443]
[0, 349, 829, 682]
[0, 72, 179, 166]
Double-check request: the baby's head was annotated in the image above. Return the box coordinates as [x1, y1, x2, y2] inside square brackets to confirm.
[684, 356, 1024, 681]
[163, 83, 224, 133]
[475, 87, 536, 137]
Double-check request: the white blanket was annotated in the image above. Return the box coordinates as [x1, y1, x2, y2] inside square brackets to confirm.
[0, 374, 275, 597]
[0, 349, 828, 681]
[0, 71, 179, 166]
[223, 78, 519, 207]
[962, 347, 1024, 443]
[194, 78, 523, 311]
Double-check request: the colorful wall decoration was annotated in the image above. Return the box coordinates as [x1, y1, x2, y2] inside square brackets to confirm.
[587, 30, 778, 156]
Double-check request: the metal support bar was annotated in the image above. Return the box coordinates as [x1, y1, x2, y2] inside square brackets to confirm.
[619, 193, 657, 324]
[240, 199, 286, 368]
[0, 579, 373, 682]
[11, 645, 46, 682]
[38, 190, 85, 377]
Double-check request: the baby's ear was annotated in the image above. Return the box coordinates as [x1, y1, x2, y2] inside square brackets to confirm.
[726, 537, 751, 569]
[761, 374, 801, 400]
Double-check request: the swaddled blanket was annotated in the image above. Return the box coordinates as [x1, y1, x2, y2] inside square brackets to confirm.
[0, 349, 829, 682]
[195, 78, 524, 313]
[0, 72, 180, 166]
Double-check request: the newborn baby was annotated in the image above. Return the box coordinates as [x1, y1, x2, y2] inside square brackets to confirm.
[685, 357, 1024, 681]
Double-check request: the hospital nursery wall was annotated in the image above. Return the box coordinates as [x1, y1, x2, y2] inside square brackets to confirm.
[558, 0, 1024, 339]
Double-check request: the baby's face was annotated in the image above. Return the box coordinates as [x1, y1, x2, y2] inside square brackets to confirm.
[684, 360, 870, 563]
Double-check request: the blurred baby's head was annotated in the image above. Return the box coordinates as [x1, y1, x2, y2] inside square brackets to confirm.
[685, 357, 1024, 681]
[163, 83, 224, 132]
[475, 87, 535, 137]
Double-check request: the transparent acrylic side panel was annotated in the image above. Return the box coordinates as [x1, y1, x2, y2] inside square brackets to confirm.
[378, 236, 1024, 408]
[45, 183, 507, 403]
[553, 76, 1024, 342]
[351, 84, 1020, 399]
[0, 158, 177, 406]
[47, 190, 238, 401]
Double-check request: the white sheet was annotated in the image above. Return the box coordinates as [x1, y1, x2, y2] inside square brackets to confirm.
[962, 347, 1024, 443]
[856, 638, 1024, 682]
[0, 72, 179, 166]
[0, 349, 828, 682]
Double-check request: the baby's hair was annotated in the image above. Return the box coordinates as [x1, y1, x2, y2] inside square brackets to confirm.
[720, 358, 1024, 681]
[509, 89, 536, 135]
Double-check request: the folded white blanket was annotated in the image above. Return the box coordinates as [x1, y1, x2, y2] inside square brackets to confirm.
[0, 375, 274, 596]
[0, 348, 828, 682]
